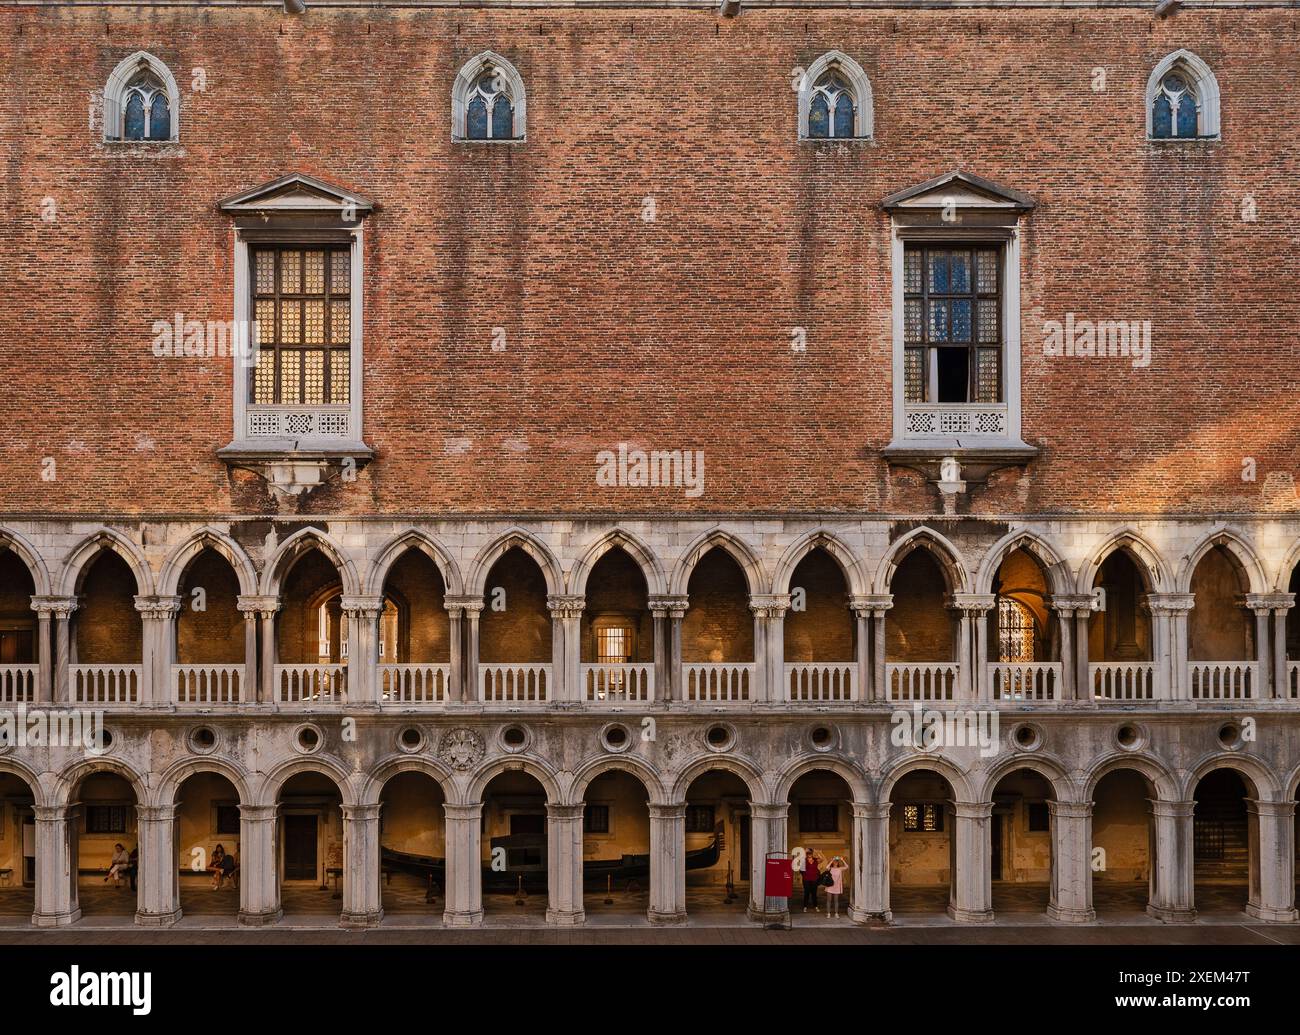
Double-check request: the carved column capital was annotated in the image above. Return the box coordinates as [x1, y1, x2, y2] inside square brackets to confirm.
[340, 595, 384, 620]
[648, 594, 690, 619]
[749, 594, 790, 620]
[31, 595, 79, 618]
[947, 593, 996, 615]
[1143, 593, 1196, 617]
[237, 594, 281, 619]
[134, 595, 183, 620]
[546, 594, 586, 620]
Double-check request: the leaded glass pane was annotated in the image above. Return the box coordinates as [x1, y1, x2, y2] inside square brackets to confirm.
[977, 349, 1000, 402]
[304, 252, 325, 294]
[330, 350, 350, 404]
[903, 805, 919, 831]
[280, 251, 301, 294]
[976, 250, 998, 293]
[303, 301, 325, 344]
[330, 250, 349, 294]
[929, 300, 948, 342]
[951, 299, 972, 342]
[808, 94, 829, 138]
[280, 351, 301, 404]
[467, 96, 488, 140]
[491, 95, 512, 139]
[928, 251, 949, 293]
[303, 350, 325, 405]
[148, 94, 169, 140]
[833, 93, 854, 138]
[950, 250, 971, 293]
[255, 252, 275, 294]
[330, 300, 349, 345]
[255, 299, 275, 345]
[124, 92, 145, 140]
[254, 356, 275, 405]
[904, 250, 922, 294]
[280, 301, 301, 344]
[1162, 73, 1187, 94]
[978, 299, 999, 343]
[1176, 94, 1198, 137]
[904, 299, 923, 343]
[904, 348, 925, 403]
[1152, 95, 1173, 138]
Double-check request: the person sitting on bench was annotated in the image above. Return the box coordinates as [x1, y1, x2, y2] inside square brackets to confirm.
[212, 844, 239, 890]
[105, 844, 130, 887]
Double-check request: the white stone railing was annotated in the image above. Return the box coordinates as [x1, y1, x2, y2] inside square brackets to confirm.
[1290, 661, 1299, 700]
[886, 663, 958, 701]
[903, 403, 1008, 439]
[0, 664, 38, 704]
[581, 663, 653, 703]
[72, 664, 141, 705]
[785, 663, 856, 702]
[276, 664, 347, 705]
[173, 664, 247, 705]
[1090, 662, 1154, 701]
[1189, 661, 1257, 700]
[683, 663, 754, 702]
[380, 663, 450, 705]
[481, 664, 550, 704]
[989, 662, 1061, 703]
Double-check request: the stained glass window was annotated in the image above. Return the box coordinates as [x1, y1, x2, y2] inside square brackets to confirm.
[903, 244, 1003, 404]
[466, 69, 515, 140]
[808, 72, 856, 139]
[249, 247, 352, 407]
[1152, 71, 1200, 138]
[148, 94, 169, 140]
[124, 93, 145, 140]
[121, 71, 170, 141]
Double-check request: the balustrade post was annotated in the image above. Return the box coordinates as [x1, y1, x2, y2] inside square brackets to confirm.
[547, 595, 585, 704]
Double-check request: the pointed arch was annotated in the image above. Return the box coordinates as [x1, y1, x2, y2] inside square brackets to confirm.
[155, 756, 253, 809]
[1146, 49, 1221, 140]
[568, 754, 668, 806]
[668, 753, 768, 803]
[158, 527, 258, 597]
[0, 526, 52, 597]
[467, 527, 564, 597]
[1176, 526, 1268, 596]
[972, 753, 1078, 804]
[360, 754, 458, 807]
[798, 50, 873, 140]
[771, 529, 867, 597]
[774, 753, 869, 805]
[466, 753, 563, 805]
[973, 528, 1073, 597]
[568, 528, 666, 597]
[669, 528, 767, 596]
[55, 756, 148, 809]
[259, 527, 360, 597]
[1276, 537, 1300, 593]
[103, 51, 180, 142]
[364, 527, 464, 597]
[58, 528, 155, 596]
[1076, 527, 1173, 595]
[873, 526, 970, 596]
[452, 50, 526, 142]
[877, 755, 973, 803]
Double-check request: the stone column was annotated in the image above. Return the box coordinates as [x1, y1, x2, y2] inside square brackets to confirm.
[750, 594, 789, 704]
[648, 803, 687, 924]
[1266, 594, 1295, 699]
[30, 597, 74, 705]
[1046, 800, 1095, 922]
[340, 803, 384, 928]
[650, 595, 689, 702]
[1074, 607, 1092, 701]
[459, 601, 484, 703]
[948, 801, 994, 923]
[1147, 799, 1196, 922]
[1144, 594, 1194, 701]
[135, 803, 180, 927]
[848, 598, 873, 702]
[546, 595, 585, 704]
[850, 802, 891, 923]
[32, 804, 80, 927]
[951, 594, 995, 701]
[546, 803, 585, 925]
[135, 594, 182, 706]
[443, 802, 484, 927]
[1048, 595, 1092, 701]
[1242, 593, 1280, 698]
[247, 597, 281, 706]
[647, 599, 670, 702]
[1245, 799, 1297, 922]
[869, 597, 893, 701]
[238, 804, 282, 926]
[444, 601, 464, 703]
[747, 802, 789, 924]
[341, 595, 383, 705]
[235, 596, 263, 704]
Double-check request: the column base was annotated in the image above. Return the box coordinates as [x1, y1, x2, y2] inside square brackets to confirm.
[340, 908, 384, 929]
[1245, 902, 1298, 923]
[1046, 903, 1096, 924]
[32, 908, 82, 928]
[443, 909, 483, 928]
[238, 907, 283, 927]
[135, 908, 182, 928]
[947, 903, 995, 924]
[747, 904, 790, 926]
[546, 908, 586, 926]
[848, 907, 893, 925]
[1146, 903, 1196, 923]
[647, 909, 688, 926]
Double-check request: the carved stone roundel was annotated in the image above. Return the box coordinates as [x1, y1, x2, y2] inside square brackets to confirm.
[439, 728, 485, 771]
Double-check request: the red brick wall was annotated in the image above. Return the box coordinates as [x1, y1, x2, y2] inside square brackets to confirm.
[1, 5, 1296, 517]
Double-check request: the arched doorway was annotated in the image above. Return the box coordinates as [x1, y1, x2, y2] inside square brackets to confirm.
[580, 771, 651, 919]
[787, 770, 853, 922]
[681, 769, 749, 919]
[378, 771, 446, 915]
[886, 550, 958, 700]
[277, 772, 344, 918]
[682, 550, 755, 702]
[378, 549, 450, 703]
[276, 548, 348, 704]
[784, 550, 857, 701]
[888, 769, 955, 916]
[1188, 546, 1257, 698]
[72, 551, 143, 705]
[989, 548, 1062, 701]
[73, 772, 140, 918]
[0, 552, 37, 702]
[1090, 768, 1156, 919]
[480, 770, 548, 920]
[580, 549, 653, 702]
[1192, 768, 1252, 916]
[1089, 551, 1153, 700]
[988, 769, 1054, 915]
[175, 771, 243, 917]
[479, 548, 553, 704]
[0, 772, 36, 918]
[175, 549, 247, 704]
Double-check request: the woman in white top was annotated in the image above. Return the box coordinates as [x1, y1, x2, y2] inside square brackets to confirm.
[825, 855, 848, 918]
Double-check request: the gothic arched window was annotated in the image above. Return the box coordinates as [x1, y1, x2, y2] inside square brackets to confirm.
[798, 51, 873, 141]
[453, 52, 526, 142]
[1146, 50, 1221, 141]
[104, 52, 180, 143]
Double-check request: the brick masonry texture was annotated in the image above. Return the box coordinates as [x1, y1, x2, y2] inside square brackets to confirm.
[1, 5, 1297, 517]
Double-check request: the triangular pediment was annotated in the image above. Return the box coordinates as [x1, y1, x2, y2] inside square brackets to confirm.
[218, 173, 374, 216]
[882, 170, 1035, 213]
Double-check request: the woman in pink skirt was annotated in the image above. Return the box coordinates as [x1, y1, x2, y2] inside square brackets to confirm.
[825, 855, 848, 918]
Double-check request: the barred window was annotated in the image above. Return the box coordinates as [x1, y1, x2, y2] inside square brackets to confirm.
[902, 803, 943, 833]
[799, 804, 838, 833]
[583, 804, 610, 834]
[86, 805, 129, 834]
[685, 805, 715, 833]
[903, 245, 1002, 404]
[250, 247, 351, 407]
[998, 596, 1037, 664]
